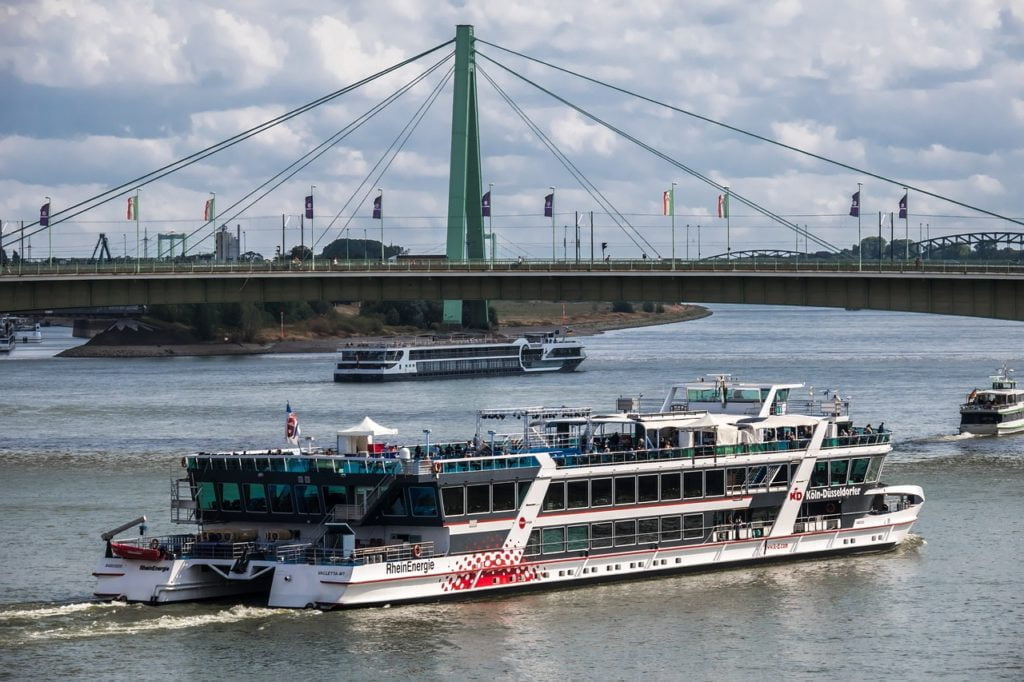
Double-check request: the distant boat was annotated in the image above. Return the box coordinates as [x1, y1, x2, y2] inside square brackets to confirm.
[0, 317, 16, 354]
[13, 319, 42, 343]
[333, 331, 586, 382]
[960, 364, 1024, 435]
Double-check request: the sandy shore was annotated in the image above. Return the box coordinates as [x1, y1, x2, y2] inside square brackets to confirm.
[57, 304, 711, 358]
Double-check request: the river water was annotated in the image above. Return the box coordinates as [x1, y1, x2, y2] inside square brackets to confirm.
[0, 306, 1022, 680]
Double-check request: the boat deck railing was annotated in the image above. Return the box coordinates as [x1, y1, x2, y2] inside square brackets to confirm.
[275, 540, 436, 566]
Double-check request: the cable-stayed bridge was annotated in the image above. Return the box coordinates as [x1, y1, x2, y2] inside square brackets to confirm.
[2, 25, 1022, 322]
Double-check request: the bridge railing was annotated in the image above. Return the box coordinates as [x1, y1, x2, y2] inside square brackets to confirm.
[5, 258, 1024, 277]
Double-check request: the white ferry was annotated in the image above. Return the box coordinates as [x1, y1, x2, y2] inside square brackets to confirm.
[333, 331, 585, 382]
[960, 365, 1024, 435]
[13, 318, 42, 344]
[0, 317, 16, 354]
[94, 377, 923, 609]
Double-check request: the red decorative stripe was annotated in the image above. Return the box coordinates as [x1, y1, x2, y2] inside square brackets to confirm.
[91, 572, 126, 577]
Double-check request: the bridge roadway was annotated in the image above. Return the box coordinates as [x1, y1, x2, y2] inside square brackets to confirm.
[2, 260, 1023, 321]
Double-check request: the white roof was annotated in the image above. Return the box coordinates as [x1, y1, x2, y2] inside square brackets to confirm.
[737, 415, 822, 429]
[337, 416, 398, 436]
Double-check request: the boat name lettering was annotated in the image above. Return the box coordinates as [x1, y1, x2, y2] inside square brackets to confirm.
[386, 559, 436, 576]
[805, 486, 861, 500]
[139, 565, 170, 572]
[766, 543, 788, 551]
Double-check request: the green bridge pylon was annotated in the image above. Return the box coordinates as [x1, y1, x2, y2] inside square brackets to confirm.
[443, 24, 488, 328]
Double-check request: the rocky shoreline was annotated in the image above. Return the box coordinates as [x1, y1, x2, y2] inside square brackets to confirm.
[57, 304, 712, 358]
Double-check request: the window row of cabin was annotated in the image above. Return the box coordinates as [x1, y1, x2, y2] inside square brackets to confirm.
[195, 481, 441, 517]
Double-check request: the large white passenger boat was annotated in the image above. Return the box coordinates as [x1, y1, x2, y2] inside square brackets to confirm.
[94, 376, 924, 609]
[960, 365, 1024, 435]
[333, 331, 585, 382]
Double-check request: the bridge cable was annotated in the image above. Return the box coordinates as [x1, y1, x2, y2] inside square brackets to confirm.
[477, 50, 841, 253]
[478, 38, 1024, 230]
[1, 38, 455, 249]
[179, 53, 455, 256]
[478, 65, 658, 257]
[313, 64, 456, 252]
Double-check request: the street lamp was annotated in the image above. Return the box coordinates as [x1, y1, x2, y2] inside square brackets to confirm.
[423, 429, 432, 457]
[549, 186, 555, 262]
[487, 429, 496, 454]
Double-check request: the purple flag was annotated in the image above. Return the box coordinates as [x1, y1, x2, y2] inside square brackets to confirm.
[898, 192, 907, 219]
[849, 191, 860, 217]
[39, 202, 50, 227]
[544, 192, 553, 218]
[481, 191, 491, 217]
[372, 194, 382, 219]
[304, 195, 314, 219]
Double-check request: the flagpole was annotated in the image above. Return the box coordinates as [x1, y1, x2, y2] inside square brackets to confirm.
[549, 186, 556, 262]
[45, 196, 51, 266]
[488, 182, 494, 269]
[310, 184, 316, 272]
[670, 182, 677, 271]
[857, 182, 862, 272]
[725, 185, 731, 260]
[134, 188, 140, 273]
[903, 186, 909, 260]
[378, 188, 384, 263]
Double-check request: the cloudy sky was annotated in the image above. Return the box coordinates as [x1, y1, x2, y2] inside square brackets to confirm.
[1, 0, 1022, 260]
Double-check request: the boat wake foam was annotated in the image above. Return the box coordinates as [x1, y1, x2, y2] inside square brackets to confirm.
[0, 600, 127, 621]
[24, 604, 318, 641]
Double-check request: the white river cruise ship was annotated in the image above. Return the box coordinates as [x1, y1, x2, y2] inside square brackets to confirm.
[333, 331, 585, 382]
[94, 376, 924, 609]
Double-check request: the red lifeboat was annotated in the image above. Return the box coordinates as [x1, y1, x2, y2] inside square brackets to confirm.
[110, 541, 163, 562]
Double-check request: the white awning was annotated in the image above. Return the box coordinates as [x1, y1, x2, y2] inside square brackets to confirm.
[337, 416, 399, 436]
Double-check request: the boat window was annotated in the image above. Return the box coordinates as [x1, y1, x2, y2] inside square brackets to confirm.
[492, 483, 516, 512]
[660, 516, 681, 541]
[382, 488, 408, 516]
[705, 470, 725, 497]
[748, 466, 769, 487]
[244, 483, 267, 513]
[614, 520, 636, 547]
[849, 458, 870, 484]
[410, 487, 438, 517]
[829, 459, 850, 486]
[294, 485, 321, 514]
[591, 522, 614, 548]
[770, 464, 790, 486]
[197, 481, 218, 511]
[542, 527, 565, 554]
[543, 482, 566, 511]
[661, 473, 681, 500]
[218, 482, 242, 511]
[615, 477, 636, 505]
[323, 485, 348, 509]
[638, 475, 659, 503]
[567, 480, 589, 509]
[683, 471, 703, 499]
[270, 458, 287, 472]
[683, 513, 704, 540]
[524, 529, 541, 556]
[517, 482, 531, 507]
[688, 388, 719, 401]
[591, 478, 612, 506]
[567, 525, 589, 551]
[777, 389, 790, 401]
[638, 518, 659, 544]
[441, 487, 465, 516]
[269, 484, 294, 514]
[865, 457, 883, 483]
[467, 484, 490, 514]
[726, 468, 746, 492]
[810, 461, 829, 488]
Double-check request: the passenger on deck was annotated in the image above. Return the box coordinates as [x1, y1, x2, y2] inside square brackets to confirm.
[864, 424, 873, 434]
[414, 445, 423, 459]
[877, 422, 886, 433]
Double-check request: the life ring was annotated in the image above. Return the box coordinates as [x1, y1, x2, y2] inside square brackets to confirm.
[825, 502, 837, 514]
[149, 538, 160, 550]
[411, 544, 422, 559]
[432, 461, 442, 474]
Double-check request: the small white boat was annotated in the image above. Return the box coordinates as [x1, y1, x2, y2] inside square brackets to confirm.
[960, 365, 1024, 436]
[0, 317, 16, 354]
[14, 319, 42, 344]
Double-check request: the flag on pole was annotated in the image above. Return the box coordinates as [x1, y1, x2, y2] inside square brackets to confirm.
[127, 196, 138, 220]
[544, 193, 553, 217]
[39, 202, 50, 227]
[898, 192, 908, 219]
[849, 191, 860, 217]
[203, 198, 215, 221]
[716, 194, 729, 218]
[372, 195, 382, 219]
[481, 191, 491, 217]
[304, 195, 314, 219]
[662, 188, 674, 216]
[285, 402, 300, 445]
